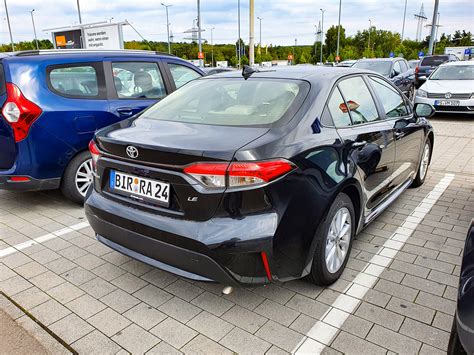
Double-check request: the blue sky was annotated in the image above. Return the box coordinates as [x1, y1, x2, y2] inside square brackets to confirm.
[1, 0, 473, 46]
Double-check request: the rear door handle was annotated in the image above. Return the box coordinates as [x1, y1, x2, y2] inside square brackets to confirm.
[352, 141, 367, 148]
[117, 107, 134, 116]
[394, 131, 405, 139]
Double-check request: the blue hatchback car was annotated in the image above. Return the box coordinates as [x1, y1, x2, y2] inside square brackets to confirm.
[0, 50, 203, 203]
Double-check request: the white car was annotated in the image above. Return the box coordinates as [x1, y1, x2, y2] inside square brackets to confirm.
[415, 61, 474, 114]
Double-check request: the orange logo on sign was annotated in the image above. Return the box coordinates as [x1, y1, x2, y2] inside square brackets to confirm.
[288, 54, 293, 61]
[198, 52, 204, 59]
[55, 35, 66, 46]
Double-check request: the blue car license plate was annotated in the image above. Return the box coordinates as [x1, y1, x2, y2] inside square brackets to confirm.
[434, 100, 460, 106]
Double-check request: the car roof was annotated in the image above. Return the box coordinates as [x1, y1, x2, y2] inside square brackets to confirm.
[439, 60, 473, 67]
[2, 49, 174, 58]
[207, 66, 376, 81]
[356, 58, 403, 62]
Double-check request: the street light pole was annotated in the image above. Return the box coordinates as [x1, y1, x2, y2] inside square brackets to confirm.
[433, 12, 440, 53]
[210, 27, 215, 67]
[336, 0, 342, 61]
[368, 19, 372, 51]
[237, 0, 241, 68]
[249, 0, 255, 66]
[428, 0, 439, 55]
[257, 17, 263, 49]
[30, 9, 39, 50]
[4, 0, 15, 51]
[197, 0, 203, 67]
[161, 3, 172, 54]
[76, 0, 82, 24]
[320, 9, 325, 65]
[401, 0, 408, 41]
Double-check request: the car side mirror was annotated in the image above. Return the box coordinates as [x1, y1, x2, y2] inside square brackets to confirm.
[414, 103, 435, 118]
[390, 70, 399, 78]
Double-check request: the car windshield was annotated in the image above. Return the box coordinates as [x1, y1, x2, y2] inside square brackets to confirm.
[421, 56, 449, 66]
[140, 78, 307, 127]
[430, 65, 474, 80]
[352, 61, 392, 76]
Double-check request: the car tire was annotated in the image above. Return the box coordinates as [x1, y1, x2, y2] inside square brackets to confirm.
[448, 318, 467, 355]
[411, 139, 431, 188]
[308, 193, 355, 286]
[61, 151, 93, 204]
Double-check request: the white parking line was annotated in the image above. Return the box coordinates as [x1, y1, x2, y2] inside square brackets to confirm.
[0, 222, 90, 258]
[293, 173, 455, 354]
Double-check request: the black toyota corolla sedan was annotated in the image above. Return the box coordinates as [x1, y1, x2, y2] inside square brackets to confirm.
[85, 66, 435, 287]
[449, 220, 474, 355]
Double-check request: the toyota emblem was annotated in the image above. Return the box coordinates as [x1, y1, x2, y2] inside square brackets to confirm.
[126, 146, 139, 159]
[445, 92, 452, 99]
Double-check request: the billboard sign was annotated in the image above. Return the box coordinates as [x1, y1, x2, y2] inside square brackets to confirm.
[83, 24, 123, 50]
[54, 29, 82, 49]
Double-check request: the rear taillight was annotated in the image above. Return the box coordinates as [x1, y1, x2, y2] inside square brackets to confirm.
[415, 66, 419, 74]
[89, 140, 100, 171]
[183, 159, 295, 189]
[1, 83, 42, 142]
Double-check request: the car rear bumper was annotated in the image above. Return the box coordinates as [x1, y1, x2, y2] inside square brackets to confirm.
[84, 189, 279, 286]
[414, 96, 474, 114]
[0, 175, 61, 191]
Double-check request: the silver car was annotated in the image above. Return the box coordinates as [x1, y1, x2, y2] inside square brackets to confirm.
[415, 61, 474, 114]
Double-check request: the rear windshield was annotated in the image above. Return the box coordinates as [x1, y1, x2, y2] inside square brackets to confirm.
[352, 61, 392, 76]
[430, 65, 474, 80]
[0, 63, 5, 95]
[140, 78, 309, 127]
[421, 56, 449, 66]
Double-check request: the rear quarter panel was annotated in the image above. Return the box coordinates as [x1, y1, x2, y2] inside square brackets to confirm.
[228, 84, 364, 280]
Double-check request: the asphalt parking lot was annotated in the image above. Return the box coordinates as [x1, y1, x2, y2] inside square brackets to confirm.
[1, 114, 473, 354]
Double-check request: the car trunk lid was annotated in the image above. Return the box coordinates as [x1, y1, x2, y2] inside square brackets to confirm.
[95, 118, 269, 221]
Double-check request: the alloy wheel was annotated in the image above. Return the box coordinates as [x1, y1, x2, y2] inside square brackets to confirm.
[325, 207, 352, 273]
[75, 158, 93, 197]
[419, 143, 430, 181]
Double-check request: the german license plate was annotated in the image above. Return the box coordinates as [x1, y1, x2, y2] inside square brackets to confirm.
[110, 170, 170, 206]
[434, 100, 460, 106]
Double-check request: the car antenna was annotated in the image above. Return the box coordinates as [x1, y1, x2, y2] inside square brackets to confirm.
[242, 65, 259, 80]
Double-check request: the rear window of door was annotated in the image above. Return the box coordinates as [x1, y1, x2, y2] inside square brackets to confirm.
[326, 87, 352, 127]
[337, 76, 380, 125]
[369, 76, 409, 118]
[393, 61, 402, 75]
[0, 63, 5, 95]
[47, 63, 105, 98]
[168, 64, 201, 89]
[112, 62, 166, 99]
[399, 60, 408, 72]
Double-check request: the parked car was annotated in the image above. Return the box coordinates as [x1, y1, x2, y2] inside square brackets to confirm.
[202, 67, 235, 76]
[415, 54, 458, 88]
[0, 49, 204, 203]
[449, 220, 474, 355]
[85, 66, 435, 287]
[353, 58, 415, 100]
[408, 59, 420, 69]
[338, 60, 357, 67]
[415, 61, 474, 114]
